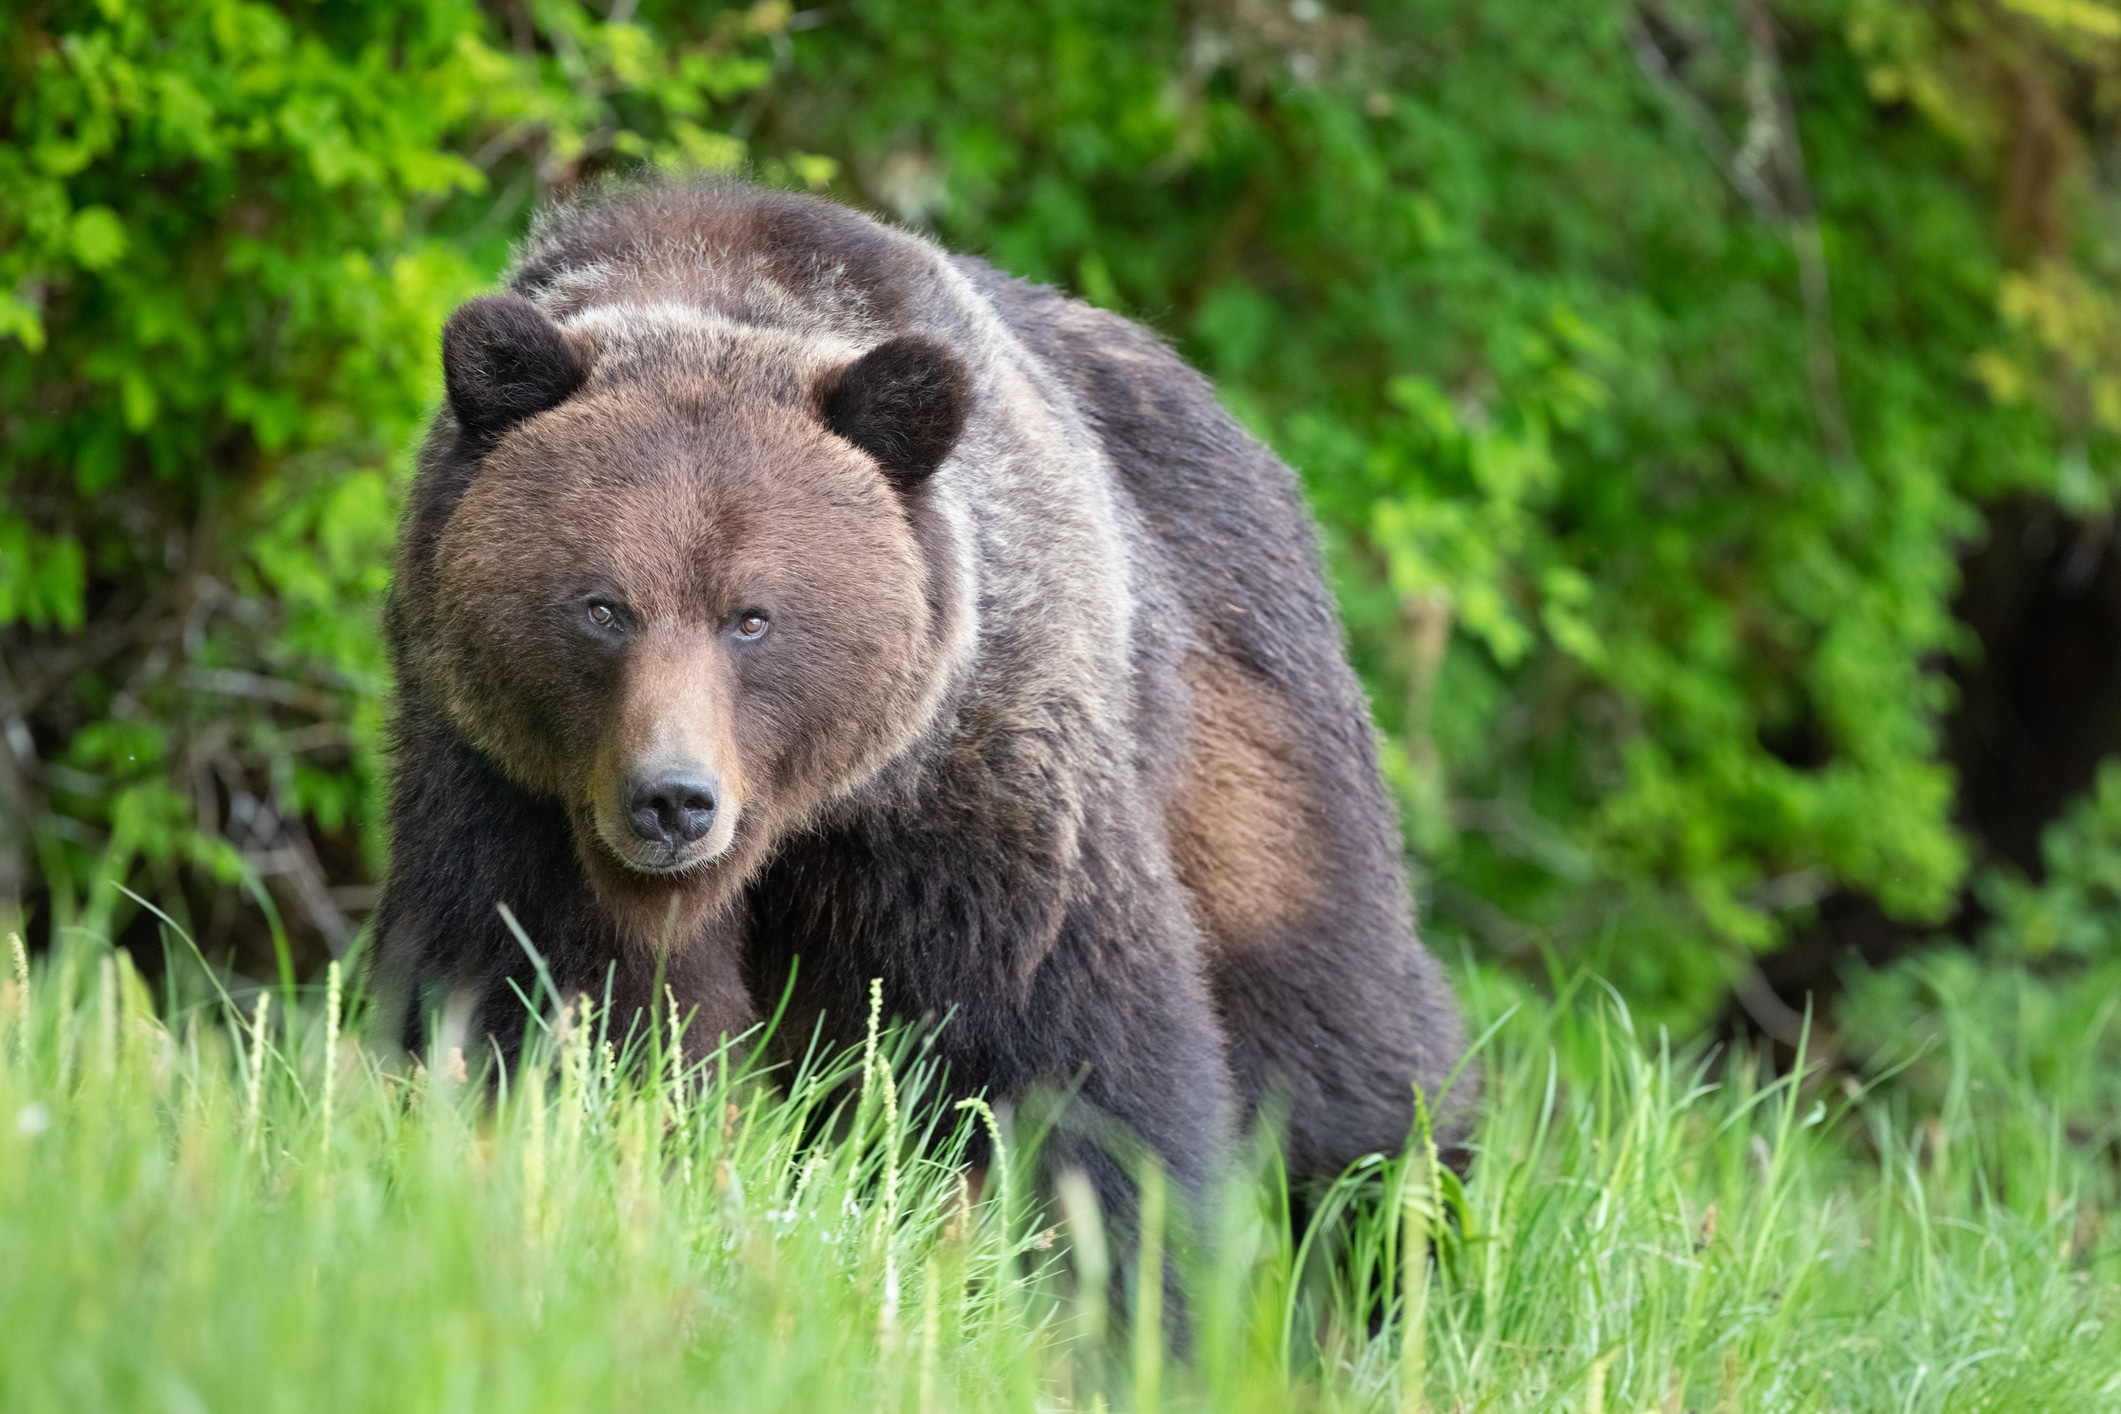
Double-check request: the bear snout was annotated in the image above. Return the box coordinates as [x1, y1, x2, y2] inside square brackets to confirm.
[591, 751, 741, 875]
[626, 770, 719, 848]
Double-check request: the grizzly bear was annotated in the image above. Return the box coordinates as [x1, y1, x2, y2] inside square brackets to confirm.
[374, 179, 1468, 1213]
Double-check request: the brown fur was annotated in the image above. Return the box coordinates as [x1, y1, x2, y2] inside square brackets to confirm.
[408, 319, 945, 992]
[1168, 653, 1327, 949]
[376, 181, 1471, 1228]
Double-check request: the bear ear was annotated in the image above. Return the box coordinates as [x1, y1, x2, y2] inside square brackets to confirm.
[819, 337, 970, 489]
[442, 294, 588, 439]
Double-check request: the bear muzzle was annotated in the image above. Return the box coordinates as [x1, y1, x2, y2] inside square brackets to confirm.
[592, 754, 742, 876]
[626, 769, 719, 849]
[586, 631, 751, 876]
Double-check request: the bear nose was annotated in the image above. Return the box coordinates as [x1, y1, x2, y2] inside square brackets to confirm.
[626, 772, 718, 847]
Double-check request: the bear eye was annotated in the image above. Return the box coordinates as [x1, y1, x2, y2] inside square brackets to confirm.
[734, 610, 770, 641]
[586, 601, 620, 630]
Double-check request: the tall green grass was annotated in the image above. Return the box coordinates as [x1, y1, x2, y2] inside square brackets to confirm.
[3, 934, 2118, 1412]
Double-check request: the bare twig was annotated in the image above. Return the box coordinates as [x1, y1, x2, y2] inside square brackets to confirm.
[1733, 963, 1820, 1054]
[14, 584, 176, 716]
[1740, 0, 1855, 464]
[0, 646, 38, 929]
[223, 779, 356, 957]
[178, 667, 334, 715]
[1629, 3, 1855, 463]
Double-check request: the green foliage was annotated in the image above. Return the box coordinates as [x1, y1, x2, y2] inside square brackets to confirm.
[9, 0, 2121, 1024]
[1980, 760, 2121, 961]
[1840, 763, 2121, 1092]
[7, 937, 2121, 1410]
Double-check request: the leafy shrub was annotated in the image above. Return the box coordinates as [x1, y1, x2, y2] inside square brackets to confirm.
[9, 0, 2121, 1026]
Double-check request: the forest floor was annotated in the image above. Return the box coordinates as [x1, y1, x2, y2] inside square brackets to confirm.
[3, 931, 2118, 1413]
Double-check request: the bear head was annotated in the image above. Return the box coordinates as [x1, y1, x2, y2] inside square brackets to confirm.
[413, 293, 971, 941]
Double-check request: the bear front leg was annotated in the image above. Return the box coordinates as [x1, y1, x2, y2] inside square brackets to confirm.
[371, 700, 591, 1058]
[378, 698, 760, 1069]
[1020, 938, 1235, 1214]
[742, 810, 1234, 1254]
[1004, 894, 1231, 1350]
[374, 699, 628, 1063]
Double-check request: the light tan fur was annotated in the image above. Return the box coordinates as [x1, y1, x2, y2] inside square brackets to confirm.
[587, 629, 748, 874]
[1167, 652, 1327, 950]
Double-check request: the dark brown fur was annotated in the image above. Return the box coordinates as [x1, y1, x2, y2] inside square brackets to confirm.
[375, 180, 1470, 1224]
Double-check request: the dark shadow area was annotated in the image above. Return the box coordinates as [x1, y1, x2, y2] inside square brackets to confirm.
[1948, 497, 2121, 875]
[1735, 494, 2121, 1040]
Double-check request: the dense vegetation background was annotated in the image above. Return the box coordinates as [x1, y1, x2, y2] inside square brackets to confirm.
[8, 0, 2121, 1061]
